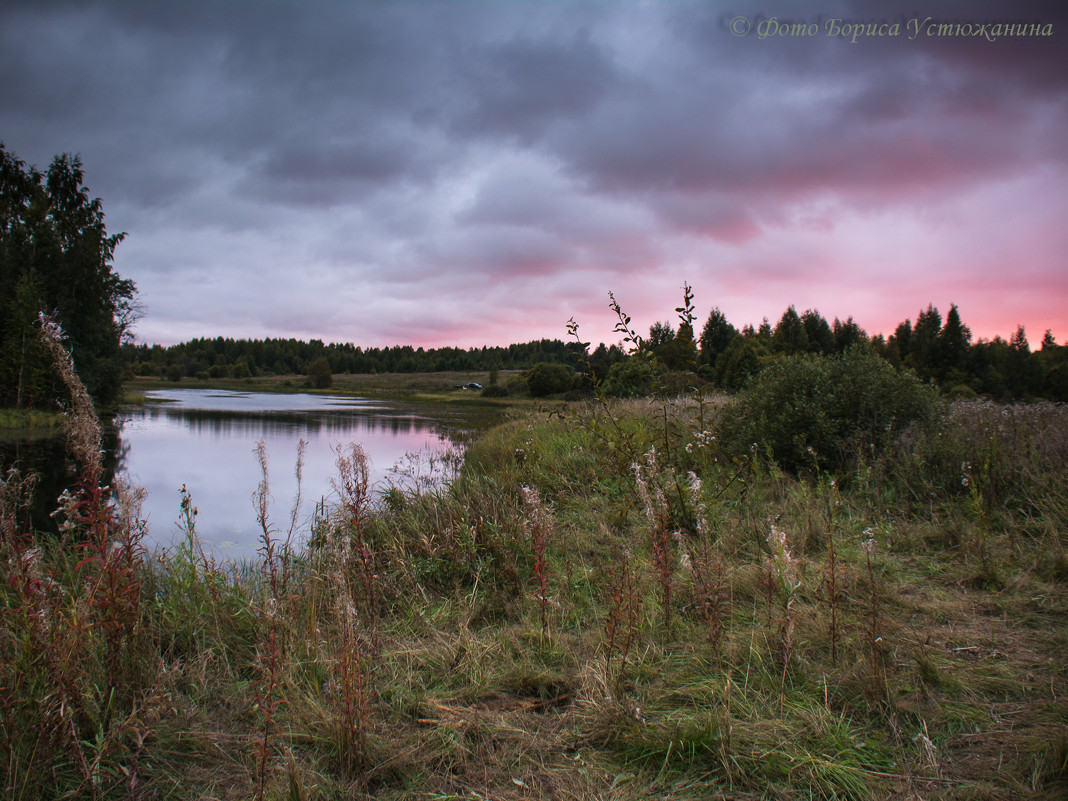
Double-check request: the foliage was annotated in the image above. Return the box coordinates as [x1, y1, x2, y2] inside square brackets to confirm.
[306, 356, 332, 389]
[719, 346, 940, 473]
[713, 334, 768, 391]
[699, 307, 737, 368]
[771, 305, 809, 354]
[602, 359, 656, 398]
[124, 335, 588, 380]
[0, 144, 136, 409]
[526, 361, 573, 397]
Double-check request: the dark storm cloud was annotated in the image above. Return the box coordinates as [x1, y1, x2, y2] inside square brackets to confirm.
[1, 0, 1065, 346]
[453, 30, 623, 142]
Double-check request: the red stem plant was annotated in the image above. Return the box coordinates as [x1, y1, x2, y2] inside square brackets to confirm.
[332, 588, 374, 786]
[766, 521, 801, 714]
[328, 444, 378, 787]
[633, 448, 683, 633]
[603, 545, 644, 694]
[251, 440, 288, 801]
[520, 485, 553, 644]
[39, 313, 148, 712]
[332, 443, 379, 649]
[686, 471, 728, 651]
[822, 524, 842, 667]
[251, 438, 309, 800]
[862, 531, 884, 683]
[0, 313, 153, 797]
[817, 479, 843, 667]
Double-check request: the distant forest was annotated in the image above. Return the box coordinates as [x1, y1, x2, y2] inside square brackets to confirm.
[122, 302, 1068, 402]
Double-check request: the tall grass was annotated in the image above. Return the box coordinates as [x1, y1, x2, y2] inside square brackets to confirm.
[2, 332, 1067, 798]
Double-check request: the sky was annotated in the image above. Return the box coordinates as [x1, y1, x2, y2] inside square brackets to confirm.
[2, 0, 1066, 350]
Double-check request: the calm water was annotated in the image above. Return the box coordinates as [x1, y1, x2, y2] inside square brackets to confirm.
[114, 389, 471, 559]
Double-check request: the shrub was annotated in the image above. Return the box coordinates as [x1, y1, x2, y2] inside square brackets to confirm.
[504, 373, 529, 396]
[719, 347, 940, 473]
[481, 384, 509, 398]
[526, 362, 573, 397]
[715, 336, 768, 391]
[307, 357, 333, 389]
[601, 359, 655, 398]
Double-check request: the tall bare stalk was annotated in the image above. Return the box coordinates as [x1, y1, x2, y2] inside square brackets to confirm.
[520, 485, 553, 644]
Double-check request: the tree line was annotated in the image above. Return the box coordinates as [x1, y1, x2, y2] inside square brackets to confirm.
[688, 302, 1067, 402]
[3, 145, 1063, 409]
[126, 301, 1067, 403]
[121, 337, 605, 382]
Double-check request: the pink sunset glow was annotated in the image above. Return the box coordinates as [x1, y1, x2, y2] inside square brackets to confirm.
[2, 0, 1064, 350]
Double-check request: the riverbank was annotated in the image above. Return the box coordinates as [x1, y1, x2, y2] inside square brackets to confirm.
[3, 369, 536, 434]
[3, 396, 1067, 799]
[124, 369, 530, 404]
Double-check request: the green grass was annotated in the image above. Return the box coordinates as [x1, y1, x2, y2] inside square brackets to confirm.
[0, 407, 61, 430]
[2, 396, 1067, 799]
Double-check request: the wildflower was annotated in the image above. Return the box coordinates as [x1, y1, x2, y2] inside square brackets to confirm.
[861, 530, 876, 557]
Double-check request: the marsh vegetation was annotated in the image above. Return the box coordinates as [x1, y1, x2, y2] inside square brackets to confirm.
[2, 324, 1066, 800]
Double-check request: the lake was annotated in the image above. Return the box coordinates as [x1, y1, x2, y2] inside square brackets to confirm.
[3, 389, 494, 561]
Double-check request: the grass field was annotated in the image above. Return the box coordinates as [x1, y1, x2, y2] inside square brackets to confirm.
[2, 384, 1067, 799]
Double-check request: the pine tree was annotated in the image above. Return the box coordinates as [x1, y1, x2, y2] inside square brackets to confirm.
[937, 304, 971, 379]
[699, 307, 738, 369]
[772, 306, 808, 354]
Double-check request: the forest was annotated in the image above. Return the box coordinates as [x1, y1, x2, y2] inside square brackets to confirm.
[121, 301, 1068, 403]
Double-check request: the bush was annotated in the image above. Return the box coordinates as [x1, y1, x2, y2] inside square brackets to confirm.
[307, 357, 333, 389]
[601, 359, 655, 398]
[504, 373, 529, 396]
[715, 336, 768, 391]
[481, 384, 509, 398]
[719, 347, 940, 473]
[526, 362, 573, 397]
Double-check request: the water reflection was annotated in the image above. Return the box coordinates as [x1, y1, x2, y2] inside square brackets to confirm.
[136, 406, 433, 438]
[0, 389, 492, 561]
[114, 389, 461, 560]
[0, 423, 122, 536]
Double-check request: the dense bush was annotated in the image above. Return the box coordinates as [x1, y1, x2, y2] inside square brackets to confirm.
[526, 362, 573, 397]
[480, 384, 509, 398]
[306, 356, 333, 389]
[719, 347, 940, 472]
[601, 359, 655, 398]
[714, 336, 768, 391]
